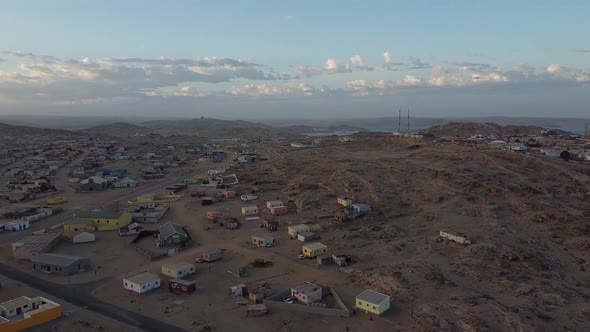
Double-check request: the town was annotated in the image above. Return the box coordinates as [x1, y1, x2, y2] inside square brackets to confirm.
[1, 120, 590, 331]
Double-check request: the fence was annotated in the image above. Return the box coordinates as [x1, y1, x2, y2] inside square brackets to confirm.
[263, 288, 350, 318]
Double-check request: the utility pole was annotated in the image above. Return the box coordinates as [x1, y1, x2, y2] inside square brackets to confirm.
[407, 109, 410, 134]
[398, 108, 401, 133]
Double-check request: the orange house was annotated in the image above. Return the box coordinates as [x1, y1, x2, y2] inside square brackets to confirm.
[0, 296, 62, 332]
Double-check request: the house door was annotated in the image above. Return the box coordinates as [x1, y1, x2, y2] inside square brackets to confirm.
[16, 307, 22, 314]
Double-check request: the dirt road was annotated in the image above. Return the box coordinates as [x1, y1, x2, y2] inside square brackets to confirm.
[0, 261, 188, 332]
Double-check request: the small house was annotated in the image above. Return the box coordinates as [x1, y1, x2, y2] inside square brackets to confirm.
[168, 279, 196, 295]
[291, 282, 322, 305]
[249, 290, 265, 304]
[202, 248, 223, 262]
[222, 190, 236, 199]
[123, 272, 161, 294]
[114, 177, 138, 188]
[266, 200, 284, 209]
[157, 222, 189, 247]
[288, 224, 310, 238]
[241, 206, 259, 216]
[351, 204, 372, 214]
[79, 176, 111, 192]
[355, 289, 391, 316]
[297, 230, 319, 242]
[63, 219, 94, 237]
[201, 197, 214, 206]
[302, 242, 328, 258]
[207, 211, 223, 222]
[162, 262, 195, 278]
[31, 253, 91, 276]
[337, 197, 352, 207]
[228, 264, 248, 278]
[261, 219, 278, 231]
[72, 230, 96, 244]
[74, 211, 133, 231]
[269, 205, 287, 216]
[3, 220, 30, 231]
[251, 235, 275, 247]
[230, 283, 248, 296]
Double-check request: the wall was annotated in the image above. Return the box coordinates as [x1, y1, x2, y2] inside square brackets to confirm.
[264, 289, 350, 318]
[2, 305, 62, 332]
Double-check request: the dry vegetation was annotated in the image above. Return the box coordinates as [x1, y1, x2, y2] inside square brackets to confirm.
[235, 133, 590, 331]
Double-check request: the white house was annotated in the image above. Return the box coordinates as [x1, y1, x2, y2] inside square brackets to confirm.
[123, 272, 161, 294]
[72, 230, 96, 244]
[161, 262, 195, 278]
[208, 169, 223, 175]
[3, 220, 30, 231]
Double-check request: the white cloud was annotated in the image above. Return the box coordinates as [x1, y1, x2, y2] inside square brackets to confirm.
[286, 15, 295, 21]
[350, 55, 374, 71]
[546, 64, 589, 82]
[325, 59, 351, 74]
[383, 52, 393, 65]
[230, 83, 319, 97]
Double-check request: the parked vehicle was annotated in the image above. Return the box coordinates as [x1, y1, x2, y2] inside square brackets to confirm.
[297, 254, 307, 260]
[191, 190, 206, 197]
[284, 298, 294, 304]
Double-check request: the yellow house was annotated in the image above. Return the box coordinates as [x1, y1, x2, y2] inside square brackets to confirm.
[63, 219, 95, 237]
[302, 242, 328, 258]
[73, 211, 133, 231]
[0, 296, 63, 332]
[355, 290, 390, 316]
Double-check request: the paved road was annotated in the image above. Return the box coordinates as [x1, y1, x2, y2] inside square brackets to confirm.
[0, 262, 189, 332]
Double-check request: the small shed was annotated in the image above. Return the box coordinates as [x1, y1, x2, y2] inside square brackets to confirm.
[248, 290, 265, 304]
[207, 211, 223, 222]
[269, 206, 288, 216]
[302, 242, 328, 258]
[251, 235, 275, 247]
[288, 224, 310, 238]
[297, 230, 319, 242]
[162, 262, 195, 278]
[337, 197, 352, 207]
[261, 219, 278, 231]
[355, 289, 391, 316]
[168, 278, 196, 295]
[228, 264, 248, 278]
[201, 197, 213, 206]
[230, 283, 248, 296]
[202, 248, 223, 262]
[266, 200, 284, 209]
[72, 230, 96, 244]
[439, 230, 471, 245]
[351, 204, 372, 214]
[316, 255, 332, 266]
[123, 272, 161, 294]
[222, 191, 236, 199]
[247, 304, 268, 317]
[241, 206, 259, 216]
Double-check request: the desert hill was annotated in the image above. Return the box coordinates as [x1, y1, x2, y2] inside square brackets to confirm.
[80, 122, 156, 138]
[140, 117, 302, 138]
[421, 122, 571, 138]
[235, 134, 590, 331]
[0, 122, 83, 144]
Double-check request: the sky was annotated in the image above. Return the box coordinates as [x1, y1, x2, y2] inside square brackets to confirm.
[0, 0, 589, 119]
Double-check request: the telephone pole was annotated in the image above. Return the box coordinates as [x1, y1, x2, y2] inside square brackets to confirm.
[407, 109, 410, 134]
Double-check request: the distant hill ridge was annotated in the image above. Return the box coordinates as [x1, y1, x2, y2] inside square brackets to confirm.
[421, 122, 572, 138]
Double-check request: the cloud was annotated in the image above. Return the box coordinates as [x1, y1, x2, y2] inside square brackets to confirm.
[295, 58, 354, 77]
[286, 15, 295, 21]
[325, 59, 351, 74]
[546, 64, 589, 82]
[407, 56, 431, 69]
[2, 50, 60, 64]
[383, 51, 404, 69]
[573, 49, 589, 53]
[230, 83, 323, 97]
[350, 55, 375, 71]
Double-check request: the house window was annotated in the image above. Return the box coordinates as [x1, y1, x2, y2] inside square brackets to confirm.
[107, 220, 109, 223]
[373, 306, 376, 310]
[142, 285, 146, 289]
[125, 282, 128, 286]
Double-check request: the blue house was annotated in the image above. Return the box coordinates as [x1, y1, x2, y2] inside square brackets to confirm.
[351, 204, 372, 214]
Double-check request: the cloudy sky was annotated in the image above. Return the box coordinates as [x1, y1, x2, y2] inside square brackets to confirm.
[0, 0, 589, 119]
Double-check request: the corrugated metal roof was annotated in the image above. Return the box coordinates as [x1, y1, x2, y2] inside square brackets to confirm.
[159, 222, 187, 239]
[31, 253, 88, 267]
[125, 272, 159, 285]
[356, 289, 390, 305]
[304, 242, 327, 250]
[169, 278, 195, 286]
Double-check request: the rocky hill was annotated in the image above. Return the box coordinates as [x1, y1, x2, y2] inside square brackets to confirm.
[80, 122, 156, 138]
[421, 122, 571, 138]
[236, 134, 590, 331]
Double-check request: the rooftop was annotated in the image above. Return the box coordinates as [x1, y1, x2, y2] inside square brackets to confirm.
[292, 281, 321, 294]
[162, 261, 194, 271]
[304, 242, 327, 250]
[159, 222, 187, 239]
[31, 253, 88, 267]
[76, 211, 127, 220]
[0, 296, 32, 311]
[125, 272, 159, 285]
[356, 289, 390, 304]
[253, 235, 275, 242]
[64, 219, 91, 225]
[13, 232, 61, 245]
[169, 278, 195, 286]
[290, 224, 309, 231]
[203, 247, 221, 255]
